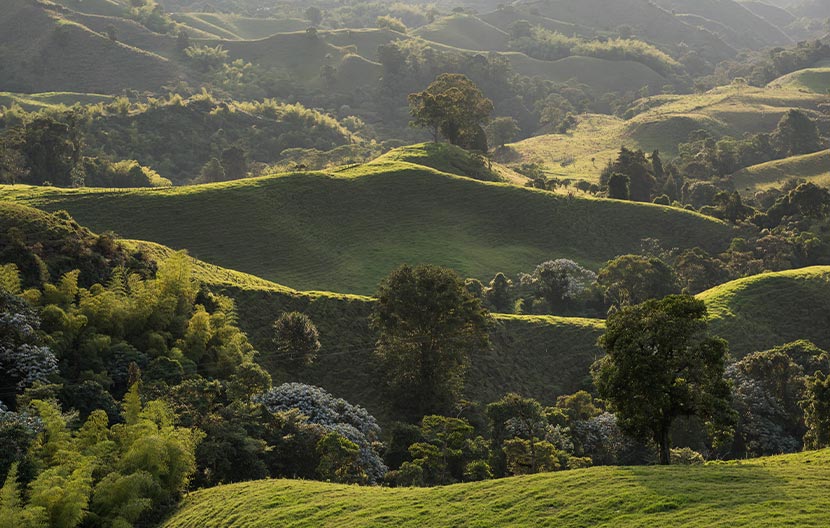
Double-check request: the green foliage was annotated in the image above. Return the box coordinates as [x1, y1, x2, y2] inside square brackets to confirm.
[316, 432, 367, 485]
[409, 74, 494, 150]
[271, 312, 321, 368]
[372, 265, 490, 419]
[594, 295, 732, 464]
[802, 371, 830, 449]
[597, 255, 680, 307]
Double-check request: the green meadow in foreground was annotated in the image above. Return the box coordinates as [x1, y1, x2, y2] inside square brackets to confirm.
[0, 145, 732, 295]
[163, 449, 830, 528]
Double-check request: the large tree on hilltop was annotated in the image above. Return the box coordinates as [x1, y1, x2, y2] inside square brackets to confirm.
[408, 74, 494, 150]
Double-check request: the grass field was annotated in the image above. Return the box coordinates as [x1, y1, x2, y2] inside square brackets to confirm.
[172, 13, 308, 40]
[700, 266, 830, 357]
[0, 147, 733, 295]
[163, 449, 830, 528]
[731, 150, 830, 196]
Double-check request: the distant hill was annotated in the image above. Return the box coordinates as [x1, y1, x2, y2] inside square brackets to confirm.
[514, 0, 738, 65]
[769, 63, 830, 92]
[505, 54, 667, 95]
[731, 150, 830, 196]
[171, 12, 308, 40]
[701, 266, 830, 357]
[164, 449, 830, 528]
[0, 0, 182, 93]
[507, 85, 829, 184]
[0, 144, 734, 295]
[412, 14, 511, 52]
[653, 0, 793, 49]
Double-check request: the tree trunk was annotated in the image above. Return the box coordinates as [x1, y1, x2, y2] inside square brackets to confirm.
[658, 427, 671, 465]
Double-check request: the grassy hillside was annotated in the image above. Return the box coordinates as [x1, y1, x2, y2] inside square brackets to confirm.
[0, 200, 603, 418]
[654, 0, 793, 48]
[171, 13, 307, 40]
[508, 85, 829, 183]
[516, 0, 737, 65]
[0, 0, 182, 93]
[412, 14, 511, 52]
[769, 65, 830, 93]
[700, 266, 830, 357]
[0, 150, 733, 295]
[731, 150, 830, 196]
[0, 91, 112, 111]
[505, 54, 666, 95]
[164, 449, 830, 528]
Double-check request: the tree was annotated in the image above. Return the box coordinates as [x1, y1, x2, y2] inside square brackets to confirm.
[220, 147, 247, 181]
[483, 273, 513, 313]
[316, 432, 367, 484]
[593, 295, 732, 465]
[371, 265, 490, 419]
[305, 6, 323, 27]
[198, 157, 224, 183]
[520, 259, 596, 313]
[271, 312, 321, 368]
[408, 74, 494, 147]
[12, 114, 82, 186]
[606, 173, 630, 200]
[486, 394, 549, 475]
[802, 371, 830, 450]
[602, 148, 655, 202]
[486, 117, 520, 149]
[597, 255, 679, 307]
[772, 109, 822, 157]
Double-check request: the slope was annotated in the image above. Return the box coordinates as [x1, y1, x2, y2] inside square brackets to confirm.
[164, 450, 830, 528]
[0, 151, 734, 296]
[731, 150, 830, 196]
[412, 14, 511, 52]
[171, 13, 307, 40]
[700, 266, 830, 357]
[0, 201, 603, 419]
[507, 85, 829, 184]
[769, 65, 830, 93]
[653, 0, 793, 49]
[0, 0, 182, 93]
[515, 0, 737, 65]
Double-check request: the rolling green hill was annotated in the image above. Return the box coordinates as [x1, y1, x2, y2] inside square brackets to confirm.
[164, 449, 830, 528]
[171, 12, 308, 40]
[0, 0, 182, 93]
[700, 266, 830, 357]
[731, 150, 830, 196]
[0, 91, 113, 111]
[0, 201, 604, 419]
[515, 0, 737, 65]
[505, 54, 667, 95]
[507, 85, 829, 183]
[412, 14, 511, 52]
[653, 0, 793, 49]
[0, 147, 734, 295]
[769, 65, 830, 93]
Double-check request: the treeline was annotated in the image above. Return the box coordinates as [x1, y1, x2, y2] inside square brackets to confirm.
[708, 39, 830, 88]
[507, 22, 682, 77]
[0, 93, 355, 186]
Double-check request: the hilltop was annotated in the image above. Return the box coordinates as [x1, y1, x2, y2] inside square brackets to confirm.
[164, 449, 830, 528]
[0, 145, 734, 295]
[700, 266, 830, 357]
[731, 150, 830, 196]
